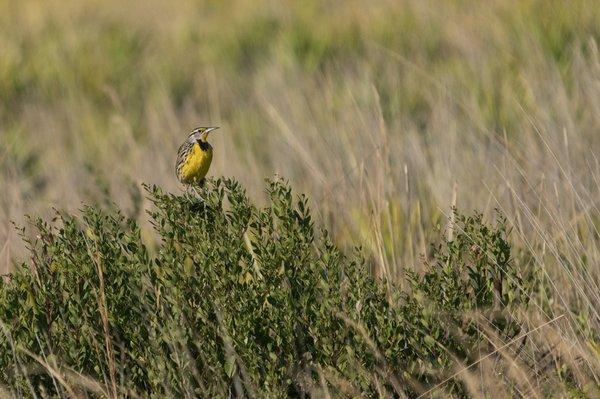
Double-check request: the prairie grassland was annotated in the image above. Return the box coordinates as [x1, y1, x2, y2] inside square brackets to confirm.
[0, 0, 599, 396]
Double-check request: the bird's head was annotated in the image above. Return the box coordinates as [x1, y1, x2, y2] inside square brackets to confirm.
[190, 126, 219, 143]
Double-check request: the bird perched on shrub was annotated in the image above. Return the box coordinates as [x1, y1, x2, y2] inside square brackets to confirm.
[175, 126, 219, 186]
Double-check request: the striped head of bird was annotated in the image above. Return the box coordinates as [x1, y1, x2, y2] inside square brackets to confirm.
[191, 126, 219, 142]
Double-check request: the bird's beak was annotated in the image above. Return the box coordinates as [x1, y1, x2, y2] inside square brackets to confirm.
[201, 126, 219, 141]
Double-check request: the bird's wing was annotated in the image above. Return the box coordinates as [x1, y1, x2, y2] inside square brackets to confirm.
[175, 141, 190, 177]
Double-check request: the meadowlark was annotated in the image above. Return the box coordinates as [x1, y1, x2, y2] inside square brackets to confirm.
[175, 126, 219, 186]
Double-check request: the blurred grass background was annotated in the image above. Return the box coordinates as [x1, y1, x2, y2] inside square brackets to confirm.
[0, 0, 599, 371]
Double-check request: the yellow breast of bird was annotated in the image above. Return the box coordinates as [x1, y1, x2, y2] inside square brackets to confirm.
[181, 143, 213, 183]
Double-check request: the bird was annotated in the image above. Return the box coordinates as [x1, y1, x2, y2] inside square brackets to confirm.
[175, 126, 219, 187]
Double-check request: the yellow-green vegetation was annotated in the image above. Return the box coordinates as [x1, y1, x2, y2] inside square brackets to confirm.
[0, 180, 548, 396]
[0, 0, 599, 397]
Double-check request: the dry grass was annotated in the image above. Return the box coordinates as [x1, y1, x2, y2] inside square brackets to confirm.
[0, 0, 599, 396]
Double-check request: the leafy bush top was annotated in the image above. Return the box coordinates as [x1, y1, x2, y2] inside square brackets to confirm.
[0, 179, 536, 398]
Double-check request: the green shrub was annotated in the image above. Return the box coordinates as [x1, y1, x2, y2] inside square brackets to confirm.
[0, 178, 537, 397]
